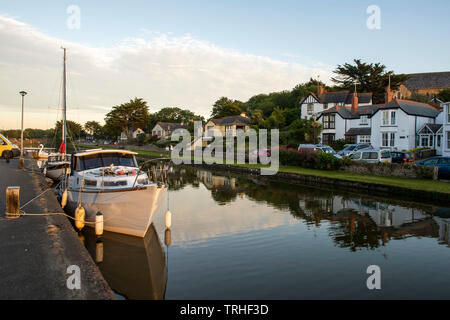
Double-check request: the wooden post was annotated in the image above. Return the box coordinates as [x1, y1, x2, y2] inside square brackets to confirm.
[432, 166, 439, 180]
[6, 186, 20, 218]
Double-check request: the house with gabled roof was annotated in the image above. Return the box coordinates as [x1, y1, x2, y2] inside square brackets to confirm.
[317, 84, 444, 152]
[299, 86, 372, 120]
[119, 127, 145, 142]
[394, 71, 450, 99]
[151, 122, 187, 139]
[438, 102, 450, 157]
[204, 114, 251, 137]
[370, 99, 441, 152]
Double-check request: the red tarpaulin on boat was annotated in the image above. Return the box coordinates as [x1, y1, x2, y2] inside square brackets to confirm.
[59, 141, 65, 154]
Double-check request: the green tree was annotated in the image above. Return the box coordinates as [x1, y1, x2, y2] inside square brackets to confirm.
[438, 88, 450, 103]
[104, 98, 150, 137]
[84, 121, 103, 139]
[211, 97, 243, 118]
[331, 59, 408, 104]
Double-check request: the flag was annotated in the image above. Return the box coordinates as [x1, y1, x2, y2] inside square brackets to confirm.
[59, 141, 65, 154]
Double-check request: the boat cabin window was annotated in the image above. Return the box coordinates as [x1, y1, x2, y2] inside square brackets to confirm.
[75, 153, 137, 170]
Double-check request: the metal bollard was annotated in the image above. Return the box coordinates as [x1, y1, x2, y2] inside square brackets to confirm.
[6, 186, 20, 218]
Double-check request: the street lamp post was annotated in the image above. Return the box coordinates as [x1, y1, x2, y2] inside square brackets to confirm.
[19, 91, 27, 169]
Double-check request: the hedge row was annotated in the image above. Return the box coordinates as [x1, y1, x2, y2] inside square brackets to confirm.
[279, 149, 434, 179]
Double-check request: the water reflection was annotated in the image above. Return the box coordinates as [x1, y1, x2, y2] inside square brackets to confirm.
[82, 165, 450, 299]
[83, 224, 168, 300]
[165, 166, 450, 250]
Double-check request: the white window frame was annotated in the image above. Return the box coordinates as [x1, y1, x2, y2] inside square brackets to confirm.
[382, 111, 389, 126]
[382, 132, 395, 147]
[391, 111, 396, 125]
[382, 110, 396, 126]
[447, 131, 450, 149]
[307, 103, 314, 115]
[390, 132, 395, 147]
[359, 135, 371, 143]
[360, 115, 368, 125]
[382, 132, 389, 147]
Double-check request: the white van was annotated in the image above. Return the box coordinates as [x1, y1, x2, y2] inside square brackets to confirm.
[349, 149, 392, 163]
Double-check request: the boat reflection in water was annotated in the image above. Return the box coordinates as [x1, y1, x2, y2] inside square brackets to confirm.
[82, 223, 168, 300]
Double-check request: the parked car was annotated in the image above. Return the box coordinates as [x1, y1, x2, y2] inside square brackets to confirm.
[349, 149, 391, 163]
[0, 133, 20, 159]
[249, 148, 271, 161]
[391, 151, 414, 164]
[415, 157, 450, 179]
[298, 144, 342, 159]
[337, 143, 372, 157]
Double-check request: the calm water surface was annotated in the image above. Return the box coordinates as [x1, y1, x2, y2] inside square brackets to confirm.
[83, 167, 450, 299]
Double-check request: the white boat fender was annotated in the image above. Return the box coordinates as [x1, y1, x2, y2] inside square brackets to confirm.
[75, 205, 85, 231]
[95, 212, 104, 236]
[61, 189, 68, 208]
[95, 240, 103, 263]
[165, 210, 172, 229]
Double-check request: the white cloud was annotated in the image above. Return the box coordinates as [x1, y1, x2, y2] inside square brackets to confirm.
[0, 15, 333, 129]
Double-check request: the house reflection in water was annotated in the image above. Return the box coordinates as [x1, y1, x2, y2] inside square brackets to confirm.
[169, 167, 450, 251]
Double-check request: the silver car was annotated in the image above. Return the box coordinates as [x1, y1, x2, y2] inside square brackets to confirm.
[349, 149, 392, 163]
[298, 144, 342, 159]
[338, 143, 373, 157]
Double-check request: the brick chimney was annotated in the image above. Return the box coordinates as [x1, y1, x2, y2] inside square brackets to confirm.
[385, 85, 393, 104]
[317, 85, 325, 97]
[351, 92, 359, 113]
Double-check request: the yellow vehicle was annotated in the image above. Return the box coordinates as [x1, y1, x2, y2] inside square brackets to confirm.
[0, 133, 20, 159]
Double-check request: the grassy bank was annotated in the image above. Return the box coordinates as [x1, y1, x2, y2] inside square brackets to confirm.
[76, 144, 449, 194]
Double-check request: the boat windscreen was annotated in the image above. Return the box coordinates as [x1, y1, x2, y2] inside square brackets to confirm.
[76, 153, 137, 170]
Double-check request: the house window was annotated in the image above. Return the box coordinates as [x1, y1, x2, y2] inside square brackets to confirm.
[447, 132, 450, 149]
[437, 135, 441, 147]
[360, 116, 368, 125]
[382, 132, 395, 147]
[323, 103, 328, 110]
[307, 103, 314, 115]
[359, 135, 371, 143]
[421, 136, 428, 147]
[322, 133, 335, 145]
[391, 111, 396, 125]
[382, 133, 389, 147]
[323, 114, 335, 129]
[382, 110, 396, 126]
[447, 106, 450, 123]
[382, 111, 389, 125]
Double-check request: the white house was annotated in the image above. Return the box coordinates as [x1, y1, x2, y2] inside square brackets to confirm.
[442, 102, 450, 157]
[370, 100, 441, 152]
[300, 86, 372, 120]
[119, 127, 145, 142]
[317, 92, 379, 145]
[151, 122, 187, 139]
[317, 86, 443, 152]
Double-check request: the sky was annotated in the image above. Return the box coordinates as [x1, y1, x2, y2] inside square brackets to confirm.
[1, 0, 449, 129]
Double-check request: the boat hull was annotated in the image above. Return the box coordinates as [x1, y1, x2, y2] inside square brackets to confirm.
[45, 164, 69, 181]
[66, 185, 167, 237]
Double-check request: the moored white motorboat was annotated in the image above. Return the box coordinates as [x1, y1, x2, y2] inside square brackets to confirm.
[60, 149, 167, 237]
[44, 154, 71, 181]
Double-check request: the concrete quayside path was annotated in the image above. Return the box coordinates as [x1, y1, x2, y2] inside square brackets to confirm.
[0, 157, 114, 300]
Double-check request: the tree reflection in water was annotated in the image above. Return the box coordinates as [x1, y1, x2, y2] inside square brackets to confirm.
[164, 166, 450, 250]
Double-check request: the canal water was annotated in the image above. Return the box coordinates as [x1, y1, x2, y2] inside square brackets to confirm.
[82, 166, 450, 300]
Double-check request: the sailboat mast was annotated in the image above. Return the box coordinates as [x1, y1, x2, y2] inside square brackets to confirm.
[62, 47, 67, 155]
